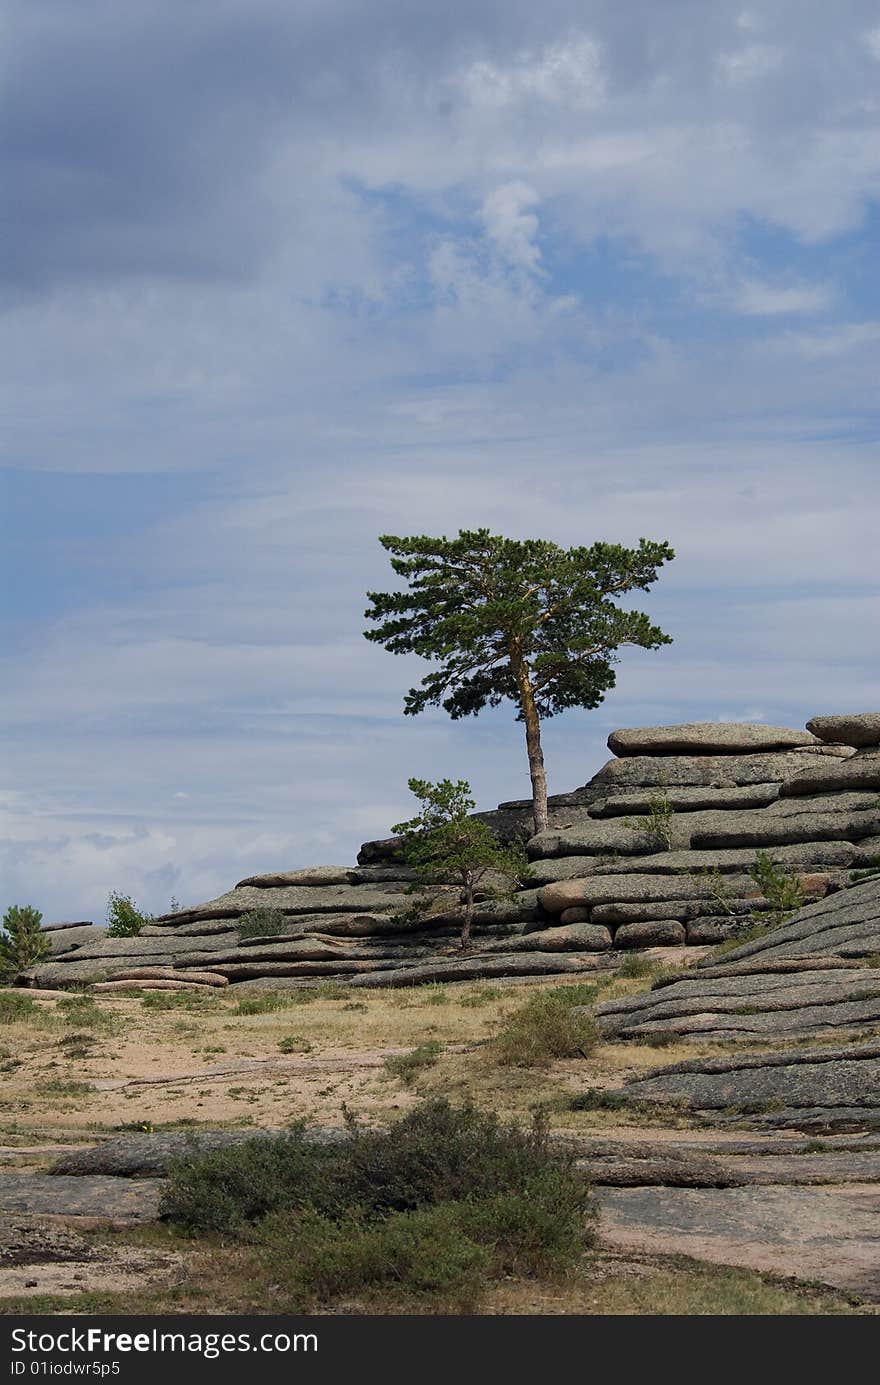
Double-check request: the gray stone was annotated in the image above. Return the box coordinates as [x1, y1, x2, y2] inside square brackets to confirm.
[766, 789, 880, 815]
[617, 1042, 880, 1125]
[234, 868, 356, 888]
[481, 922, 612, 953]
[46, 926, 107, 956]
[590, 784, 781, 816]
[559, 907, 592, 924]
[528, 821, 664, 859]
[779, 758, 880, 796]
[807, 713, 880, 748]
[592, 748, 854, 790]
[613, 921, 686, 948]
[0, 1174, 163, 1220]
[153, 881, 412, 926]
[593, 899, 761, 926]
[691, 808, 880, 850]
[608, 723, 816, 757]
[684, 916, 759, 945]
[539, 873, 765, 914]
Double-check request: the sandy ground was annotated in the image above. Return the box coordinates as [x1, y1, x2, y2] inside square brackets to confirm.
[2, 967, 878, 1309]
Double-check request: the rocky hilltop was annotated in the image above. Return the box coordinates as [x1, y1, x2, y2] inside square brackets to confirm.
[19, 712, 880, 992]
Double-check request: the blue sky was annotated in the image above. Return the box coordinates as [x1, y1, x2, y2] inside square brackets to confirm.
[2, 0, 878, 923]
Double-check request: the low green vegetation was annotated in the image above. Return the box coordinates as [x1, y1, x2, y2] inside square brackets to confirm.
[160, 1099, 597, 1309]
[490, 991, 598, 1068]
[749, 851, 805, 927]
[0, 904, 48, 980]
[392, 777, 530, 948]
[0, 991, 38, 1024]
[106, 891, 153, 938]
[624, 790, 675, 851]
[237, 909, 289, 941]
[384, 1040, 443, 1084]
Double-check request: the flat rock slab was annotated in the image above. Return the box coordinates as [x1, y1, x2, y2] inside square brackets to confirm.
[0, 1175, 163, 1220]
[0, 1215, 181, 1299]
[703, 875, 880, 967]
[597, 1184, 880, 1299]
[618, 1044, 880, 1128]
[781, 758, 880, 796]
[807, 713, 880, 748]
[50, 1128, 345, 1177]
[591, 748, 854, 790]
[607, 723, 816, 757]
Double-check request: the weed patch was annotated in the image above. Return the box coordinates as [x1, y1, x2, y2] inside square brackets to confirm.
[384, 1041, 442, 1085]
[490, 993, 598, 1068]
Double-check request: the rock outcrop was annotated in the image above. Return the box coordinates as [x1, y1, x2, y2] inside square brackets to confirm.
[18, 713, 880, 990]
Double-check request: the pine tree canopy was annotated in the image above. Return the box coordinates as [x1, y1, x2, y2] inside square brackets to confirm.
[364, 529, 674, 721]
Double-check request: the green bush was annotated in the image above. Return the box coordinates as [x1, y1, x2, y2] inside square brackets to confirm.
[749, 851, 805, 927]
[0, 905, 48, 980]
[234, 993, 290, 1016]
[256, 1203, 490, 1309]
[617, 954, 656, 979]
[383, 1040, 442, 1085]
[490, 992, 598, 1068]
[57, 995, 114, 1029]
[237, 909, 289, 941]
[0, 991, 38, 1023]
[106, 892, 152, 938]
[161, 1099, 597, 1307]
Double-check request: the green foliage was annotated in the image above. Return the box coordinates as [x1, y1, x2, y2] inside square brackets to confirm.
[278, 1035, 312, 1054]
[365, 529, 674, 831]
[384, 1040, 442, 1085]
[161, 1100, 597, 1308]
[617, 954, 657, 979]
[233, 992, 291, 1016]
[257, 1203, 491, 1308]
[141, 990, 216, 1011]
[624, 790, 675, 851]
[392, 777, 530, 947]
[364, 529, 674, 723]
[0, 991, 38, 1023]
[106, 892, 152, 938]
[57, 995, 114, 1030]
[0, 905, 48, 980]
[237, 908, 289, 941]
[749, 851, 805, 927]
[490, 992, 599, 1068]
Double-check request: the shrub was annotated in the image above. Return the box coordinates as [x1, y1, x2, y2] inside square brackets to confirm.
[749, 851, 805, 927]
[106, 892, 152, 938]
[162, 1098, 594, 1233]
[278, 1035, 312, 1054]
[237, 909, 289, 941]
[384, 1041, 442, 1085]
[0, 905, 48, 980]
[256, 1204, 490, 1310]
[0, 991, 37, 1023]
[57, 995, 114, 1029]
[234, 993, 290, 1016]
[490, 992, 598, 1067]
[624, 791, 675, 851]
[617, 954, 656, 979]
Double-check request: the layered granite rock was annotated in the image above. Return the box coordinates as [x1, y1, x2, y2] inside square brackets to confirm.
[18, 713, 880, 989]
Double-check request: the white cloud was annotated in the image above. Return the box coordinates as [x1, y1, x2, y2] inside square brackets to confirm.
[716, 43, 783, 86]
[461, 34, 605, 110]
[481, 181, 542, 273]
[734, 279, 835, 316]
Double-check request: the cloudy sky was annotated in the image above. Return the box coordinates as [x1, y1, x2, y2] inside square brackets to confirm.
[2, 1, 878, 924]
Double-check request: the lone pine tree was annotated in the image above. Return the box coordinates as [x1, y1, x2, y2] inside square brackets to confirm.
[365, 529, 674, 835]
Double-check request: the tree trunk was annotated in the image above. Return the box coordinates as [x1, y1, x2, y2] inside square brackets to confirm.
[514, 668, 548, 836]
[460, 882, 474, 950]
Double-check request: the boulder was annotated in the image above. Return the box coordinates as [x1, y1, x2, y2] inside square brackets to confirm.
[592, 748, 854, 790]
[46, 925, 107, 956]
[686, 917, 762, 945]
[806, 713, 880, 749]
[692, 809, 880, 850]
[559, 907, 591, 924]
[779, 757, 880, 796]
[590, 784, 781, 816]
[539, 873, 764, 915]
[235, 867, 356, 888]
[607, 723, 816, 757]
[614, 921, 686, 948]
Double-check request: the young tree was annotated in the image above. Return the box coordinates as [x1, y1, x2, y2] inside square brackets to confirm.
[392, 778, 530, 949]
[0, 904, 48, 981]
[365, 530, 674, 834]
